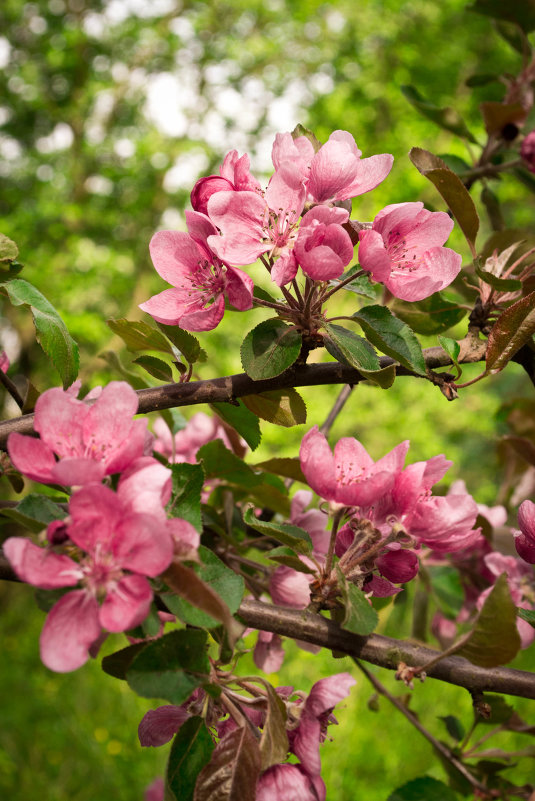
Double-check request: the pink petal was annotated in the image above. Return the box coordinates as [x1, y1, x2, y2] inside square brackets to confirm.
[113, 514, 173, 576]
[105, 417, 149, 476]
[52, 457, 106, 486]
[376, 549, 419, 583]
[291, 713, 322, 775]
[7, 432, 56, 483]
[305, 672, 356, 718]
[185, 209, 219, 249]
[3, 537, 81, 588]
[299, 426, 337, 501]
[68, 483, 125, 552]
[265, 161, 306, 219]
[149, 230, 204, 286]
[118, 457, 172, 518]
[269, 565, 311, 609]
[139, 287, 195, 325]
[207, 190, 268, 265]
[190, 175, 234, 216]
[33, 387, 87, 458]
[40, 590, 101, 672]
[342, 153, 394, 199]
[367, 575, 402, 597]
[518, 499, 535, 542]
[253, 630, 285, 673]
[225, 266, 254, 310]
[99, 574, 153, 632]
[357, 229, 392, 283]
[257, 763, 319, 801]
[167, 518, 200, 556]
[271, 132, 314, 172]
[138, 705, 191, 747]
[271, 251, 298, 287]
[179, 294, 225, 332]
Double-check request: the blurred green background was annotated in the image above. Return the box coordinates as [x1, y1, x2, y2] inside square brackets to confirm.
[1, 0, 534, 799]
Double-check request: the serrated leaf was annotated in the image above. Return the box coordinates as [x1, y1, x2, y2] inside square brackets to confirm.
[324, 323, 381, 371]
[133, 354, 174, 382]
[468, 0, 535, 32]
[242, 388, 307, 427]
[253, 457, 305, 483]
[211, 401, 261, 451]
[243, 504, 312, 554]
[409, 148, 479, 250]
[198, 440, 262, 489]
[2, 279, 79, 389]
[401, 85, 477, 143]
[390, 294, 466, 335]
[0, 233, 19, 262]
[486, 291, 535, 372]
[167, 716, 215, 801]
[193, 726, 261, 801]
[101, 642, 148, 680]
[439, 715, 465, 742]
[163, 560, 242, 645]
[156, 322, 207, 364]
[267, 546, 316, 574]
[387, 776, 460, 801]
[518, 607, 535, 628]
[168, 463, 204, 532]
[352, 304, 426, 375]
[1, 494, 67, 533]
[458, 574, 521, 667]
[126, 629, 209, 704]
[336, 567, 379, 636]
[438, 336, 460, 363]
[107, 318, 173, 355]
[240, 318, 302, 380]
[162, 546, 244, 628]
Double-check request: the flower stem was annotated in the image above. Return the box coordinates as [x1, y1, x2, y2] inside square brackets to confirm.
[324, 508, 345, 576]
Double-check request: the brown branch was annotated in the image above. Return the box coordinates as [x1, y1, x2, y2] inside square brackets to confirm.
[0, 341, 487, 450]
[237, 599, 535, 700]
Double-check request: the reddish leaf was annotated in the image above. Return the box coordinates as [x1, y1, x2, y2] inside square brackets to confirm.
[194, 726, 261, 801]
[486, 291, 535, 372]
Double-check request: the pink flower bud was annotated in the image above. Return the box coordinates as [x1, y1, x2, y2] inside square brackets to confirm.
[376, 549, 419, 583]
[190, 174, 234, 215]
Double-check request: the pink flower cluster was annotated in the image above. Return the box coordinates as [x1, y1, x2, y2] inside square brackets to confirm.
[138, 673, 356, 801]
[4, 381, 199, 671]
[139, 129, 462, 335]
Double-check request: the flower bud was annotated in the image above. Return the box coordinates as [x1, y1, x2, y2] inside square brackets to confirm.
[190, 175, 233, 215]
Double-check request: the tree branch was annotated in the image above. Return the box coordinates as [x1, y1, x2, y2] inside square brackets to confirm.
[0, 341, 487, 449]
[237, 599, 535, 700]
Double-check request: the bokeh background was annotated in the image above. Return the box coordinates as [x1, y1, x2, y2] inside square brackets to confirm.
[1, 1, 534, 799]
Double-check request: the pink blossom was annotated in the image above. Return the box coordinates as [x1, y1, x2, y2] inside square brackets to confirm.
[291, 490, 330, 555]
[293, 205, 354, 281]
[404, 492, 481, 553]
[139, 210, 253, 332]
[272, 130, 393, 203]
[206, 161, 306, 272]
[358, 202, 462, 301]
[253, 630, 285, 674]
[8, 381, 148, 486]
[514, 499, 535, 563]
[269, 564, 312, 609]
[191, 149, 260, 215]
[0, 350, 9, 373]
[4, 482, 174, 672]
[376, 549, 419, 583]
[153, 412, 233, 464]
[257, 764, 323, 801]
[300, 426, 409, 509]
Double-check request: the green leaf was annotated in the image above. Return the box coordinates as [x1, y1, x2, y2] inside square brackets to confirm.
[101, 642, 148, 680]
[166, 716, 215, 801]
[253, 285, 279, 304]
[126, 629, 209, 704]
[0, 259, 24, 279]
[329, 269, 379, 300]
[107, 318, 174, 354]
[240, 318, 302, 380]
[168, 463, 204, 532]
[401, 85, 477, 143]
[1, 494, 66, 533]
[390, 295, 466, 335]
[438, 336, 461, 376]
[336, 567, 379, 636]
[193, 726, 261, 801]
[475, 264, 522, 293]
[242, 388, 307, 427]
[267, 546, 317, 574]
[211, 400, 261, 451]
[468, 0, 535, 32]
[439, 715, 465, 742]
[156, 322, 207, 364]
[0, 233, 19, 262]
[387, 776, 460, 801]
[518, 607, 535, 628]
[291, 123, 322, 152]
[253, 457, 305, 483]
[163, 560, 243, 645]
[409, 148, 479, 250]
[258, 681, 289, 770]
[243, 504, 312, 554]
[352, 304, 427, 375]
[457, 574, 521, 667]
[324, 324, 396, 388]
[428, 566, 465, 619]
[438, 154, 472, 175]
[486, 291, 535, 372]
[133, 354, 174, 382]
[162, 546, 244, 628]
[2, 279, 79, 389]
[198, 440, 262, 489]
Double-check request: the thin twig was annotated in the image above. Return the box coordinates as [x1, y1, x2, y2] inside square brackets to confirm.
[319, 384, 354, 437]
[0, 370, 24, 410]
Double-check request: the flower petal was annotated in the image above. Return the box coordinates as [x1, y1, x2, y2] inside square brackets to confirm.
[99, 574, 153, 632]
[3, 537, 80, 588]
[40, 590, 101, 672]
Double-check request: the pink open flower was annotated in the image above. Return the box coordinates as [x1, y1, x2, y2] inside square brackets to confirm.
[4, 482, 174, 672]
[140, 210, 253, 332]
[8, 381, 148, 486]
[191, 149, 261, 215]
[358, 202, 462, 301]
[272, 130, 393, 203]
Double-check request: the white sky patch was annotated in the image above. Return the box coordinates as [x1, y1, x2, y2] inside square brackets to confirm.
[85, 175, 114, 195]
[105, 0, 178, 24]
[0, 37, 11, 69]
[145, 72, 198, 137]
[36, 122, 74, 153]
[114, 138, 136, 158]
[163, 150, 210, 192]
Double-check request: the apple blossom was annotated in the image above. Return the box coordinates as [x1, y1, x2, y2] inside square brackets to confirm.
[293, 205, 354, 281]
[191, 149, 261, 215]
[514, 499, 535, 563]
[358, 201, 462, 301]
[139, 210, 253, 332]
[8, 381, 148, 486]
